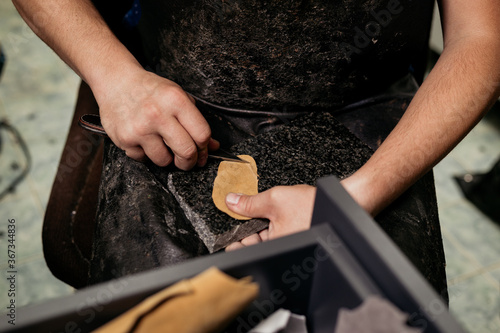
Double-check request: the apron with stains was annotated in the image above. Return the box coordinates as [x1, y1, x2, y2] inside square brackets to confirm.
[90, 0, 447, 302]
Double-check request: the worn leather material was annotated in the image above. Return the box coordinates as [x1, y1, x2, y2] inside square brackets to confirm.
[42, 81, 103, 288]
[89, 76, 448, 302]
[138, 0, 434, 110]
[93, 267, 259, 333]
[58, 1, 448, 300]
[89, 139, 209, 284]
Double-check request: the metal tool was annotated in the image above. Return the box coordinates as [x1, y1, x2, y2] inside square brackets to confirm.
[79, 114, 248, 163]
[207, 148, 248, 163]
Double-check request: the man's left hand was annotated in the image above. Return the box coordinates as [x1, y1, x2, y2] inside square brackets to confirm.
[224, 185, 316, 251]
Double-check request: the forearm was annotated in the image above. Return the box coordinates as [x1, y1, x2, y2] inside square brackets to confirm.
[343, 34, 500, 216]
[12, 0, 142, 94]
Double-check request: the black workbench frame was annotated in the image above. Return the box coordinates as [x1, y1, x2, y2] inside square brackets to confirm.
[1, 176, 465, 332]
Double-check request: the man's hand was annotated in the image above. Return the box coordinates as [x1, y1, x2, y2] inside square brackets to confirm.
[97, 69, 218, 170]
[224, 185, 316, 251]
[12, 0, 219, 170]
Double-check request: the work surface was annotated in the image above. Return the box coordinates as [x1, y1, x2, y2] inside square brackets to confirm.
[167, 111, 373, 252]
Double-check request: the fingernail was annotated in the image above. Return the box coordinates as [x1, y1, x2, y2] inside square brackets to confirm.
[226, 193, 242, 205]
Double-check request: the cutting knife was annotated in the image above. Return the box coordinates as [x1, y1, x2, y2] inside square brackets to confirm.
[78, 114, 248, 164]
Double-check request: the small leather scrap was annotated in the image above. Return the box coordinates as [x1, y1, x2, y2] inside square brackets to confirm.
[334, 296, 422, 333]
[93, 267, 259, 333]
[212, 155, 259, 220]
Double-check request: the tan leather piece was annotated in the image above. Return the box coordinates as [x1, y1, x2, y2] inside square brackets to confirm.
[93, 267, 259, 333]
[212, 155, 258, 220]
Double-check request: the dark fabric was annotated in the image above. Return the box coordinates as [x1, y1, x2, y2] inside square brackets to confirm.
[138, 0, 434, 110]
[91, 0, 146, 64]
[89, 139, 208, 283]
[87, 1, 447, 300]
[378, 171, 447, 301]
[89, 77, 448, 302]
[91, 0, 134, 34]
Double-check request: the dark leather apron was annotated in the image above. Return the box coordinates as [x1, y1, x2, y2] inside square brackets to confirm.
[89, 0, 447, 302]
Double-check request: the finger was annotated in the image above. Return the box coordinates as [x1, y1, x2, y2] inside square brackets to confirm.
[196, 138, 220, 167]
[208, 138, 220, 151]
[186, 93, 196, 104]
[225, 242, 245, 252]
[159, 89, 212, 167]
[197, 146, 208, 167]
[125, 146, 147, 162]
[258, 228, 269, 241]
[174, 101, 212, 151]
[197, 138, 220, 167]
[158, 119, 199, 170]
[240, 233, 263, 247]
[140, 135, 174, 166]
[225, 191, 274, 219]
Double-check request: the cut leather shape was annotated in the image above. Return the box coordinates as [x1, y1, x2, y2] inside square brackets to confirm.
[212, 155, 258, 220]
[93, 267, 259, 333]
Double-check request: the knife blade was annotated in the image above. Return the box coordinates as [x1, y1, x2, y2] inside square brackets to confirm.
[208, 148, 249, 163]
[79, 114, 249, 164]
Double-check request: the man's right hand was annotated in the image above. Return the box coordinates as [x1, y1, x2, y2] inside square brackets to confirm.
[96, 68, 218, 170]
[13, 0, 218, 170]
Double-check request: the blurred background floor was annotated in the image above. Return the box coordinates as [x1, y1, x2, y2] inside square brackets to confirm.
[0, 1, 499, 332]
[0, 0, 78, 309]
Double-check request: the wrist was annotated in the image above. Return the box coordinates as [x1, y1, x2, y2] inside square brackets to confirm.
[88, 55, 144, 105]
[340, 170, 390, 217]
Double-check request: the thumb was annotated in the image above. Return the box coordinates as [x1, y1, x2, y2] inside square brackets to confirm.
[225, 192, 271, 219]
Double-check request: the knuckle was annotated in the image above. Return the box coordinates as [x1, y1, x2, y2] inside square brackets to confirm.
[141, 103, 162, 124]
[131, 121, 151, 137]
[196, 127, 212, 145]
[267, 187, 281, 204]
[150, 147, 173, 167]
[174, 158, 195, 171]
[241, 196, 254, 213]
[115, 131, 136, 148]
[240, 237, 254, 246]
[165, 86, 189, 108]
[154, 156, 172, 167]
[174, 145, 198, 170]
[178, 143, 198, 159]
[125, 149, 145, 161]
